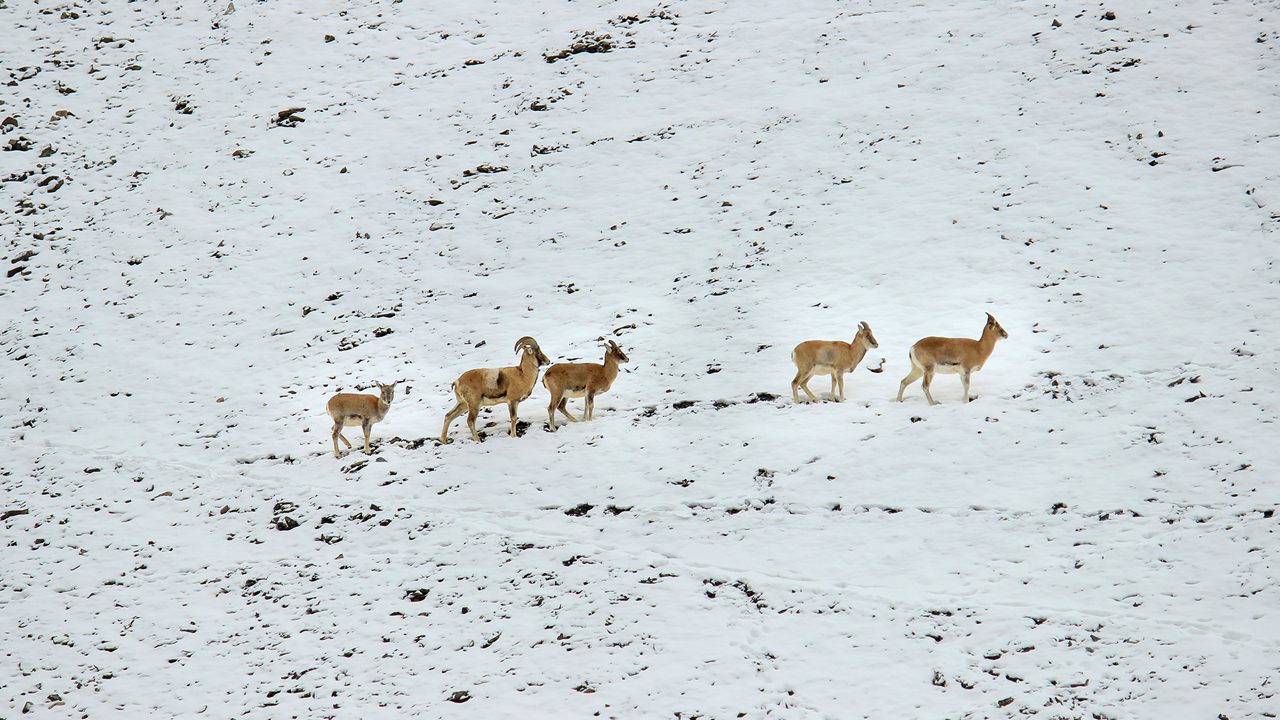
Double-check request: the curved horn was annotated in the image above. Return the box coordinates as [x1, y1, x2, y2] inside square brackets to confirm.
[514, 336, 539, 353]
[859, 321, 869, 330]
[985, 312, 996, 323]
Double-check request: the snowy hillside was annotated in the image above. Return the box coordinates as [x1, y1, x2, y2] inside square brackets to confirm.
[3, 0, 1278, 717]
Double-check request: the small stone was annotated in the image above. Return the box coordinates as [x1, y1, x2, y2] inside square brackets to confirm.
[272, 107, 306, 127]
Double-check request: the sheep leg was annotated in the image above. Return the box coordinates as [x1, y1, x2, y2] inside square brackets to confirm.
[557, 398, 578, 422]
[547, 392, 560, 431]
[793, 370, 819, 403]
[331, 421, 351, 458]
[921, 368, 940, 406]
[897, 367, 923, 402]
[791, 370, 811, 403]
[799, 378, 820, 403]
[441, 402, 465, 444]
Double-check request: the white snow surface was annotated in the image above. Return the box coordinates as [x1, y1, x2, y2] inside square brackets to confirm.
[2, 0, 1278, 717]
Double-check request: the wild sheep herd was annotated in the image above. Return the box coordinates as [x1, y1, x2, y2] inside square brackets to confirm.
[325, 313, 1008, 457]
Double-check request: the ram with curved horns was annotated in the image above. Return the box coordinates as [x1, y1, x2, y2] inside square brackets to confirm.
[441, 336, 550, 443]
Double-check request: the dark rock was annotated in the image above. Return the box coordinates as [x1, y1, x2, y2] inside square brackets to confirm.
[544, 31, 617, 62]
[271, 107, 306, 127]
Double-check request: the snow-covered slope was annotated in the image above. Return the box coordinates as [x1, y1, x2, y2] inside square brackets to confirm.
[2, 0, 1277, 717]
